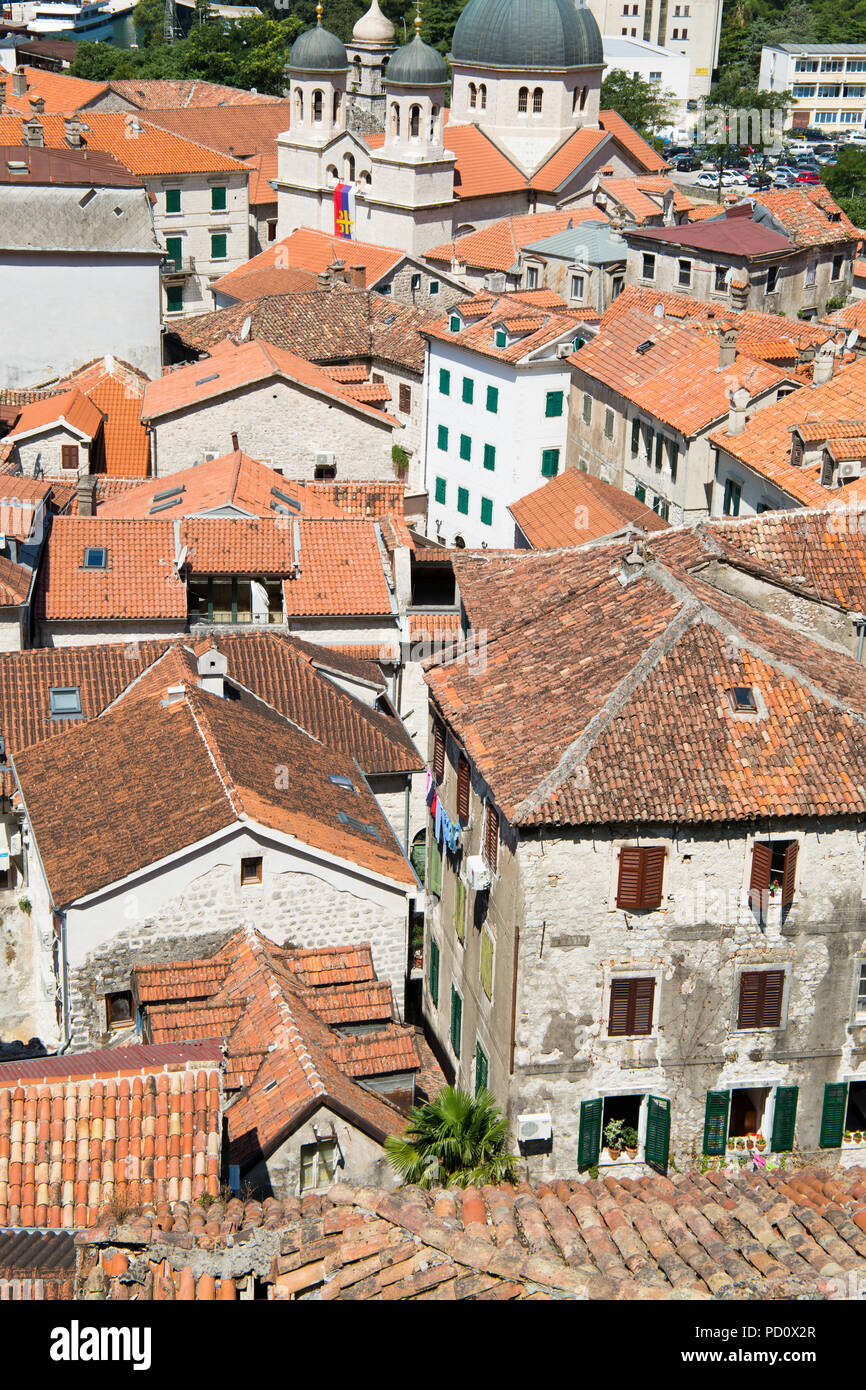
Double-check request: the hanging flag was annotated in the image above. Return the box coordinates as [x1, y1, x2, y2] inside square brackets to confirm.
[333, 182, 355, 240]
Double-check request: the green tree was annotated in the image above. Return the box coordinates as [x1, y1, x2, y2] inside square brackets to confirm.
[699, 85, 791, 199]
[133, 0, 166, 47]
[384, 1086, 519, 1189]
[600, 69, 678, 143]
[822, 147, 866, 203]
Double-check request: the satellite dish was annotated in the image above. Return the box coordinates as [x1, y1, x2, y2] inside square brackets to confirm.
[847, 327, 859, 349]
[240, 316, 252, 342]
[653, 302, 665, 318]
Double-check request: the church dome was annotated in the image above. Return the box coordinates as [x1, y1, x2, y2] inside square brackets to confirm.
[352, 0, 395, 44]
[289, 9, 348, 72]
[386, 30, 449, 86]
[450, 0, 603, 70]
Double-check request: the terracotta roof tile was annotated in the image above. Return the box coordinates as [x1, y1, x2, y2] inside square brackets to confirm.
[0, 112, 248, 176]
[105, 79, 282, 110]
[213, 226, 404, 302]
[510, 466, 669, 548]
[425, 291, 584, 364]
[425, 207, 607, 272]
[594, 175, 692, 223]
[528, 127, 609, 192]
[0, 66, 108, 114]
[97, 452, 349, 520]
[825, 298, 866, 344]
[7, 388, 102, 442]
[606, 285, 835, 362]
[597, 110, 670, 174]
[753, 186, 859, 248]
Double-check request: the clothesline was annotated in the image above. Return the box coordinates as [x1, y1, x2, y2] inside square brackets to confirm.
[425, 767, 461, 853]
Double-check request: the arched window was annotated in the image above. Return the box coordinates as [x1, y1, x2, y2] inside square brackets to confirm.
[295, 87, 304, 121]
[479, 83, 487, 110]
[326, 164, 339, 183]
[333, 89, 341, 121]
[344, 152, 355, 181]
[352, 54, 361, 85]
[572, 86, 579, 112]
[390, 101, 400, 138]
[430, 103, 439, 140]
[532, 86, 543, 113]
[409, 103, 420, 138]
[580, 85, 588, 111]
[518, 86, 528, 113]
[469, 81, 477, 108]
[312, 88, 323, 122]
[359, 170, 371, 186]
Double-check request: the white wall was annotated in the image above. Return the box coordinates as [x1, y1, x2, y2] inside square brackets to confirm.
[151, 171, 250, 320]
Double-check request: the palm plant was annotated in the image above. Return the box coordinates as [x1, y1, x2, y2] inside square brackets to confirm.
[384, 1086, 519, 1189]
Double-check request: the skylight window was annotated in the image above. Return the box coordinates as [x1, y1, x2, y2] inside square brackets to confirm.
[338, 810, 380, 840]
[729, 686, 758, 713]
[83, 546, 107, 569]
[195, 373, 219, 386]
[329, 774, 356, 792]
[270, 487, 301, 511]
[636, 339, 656, 355]
[152, 485, 185, 503]
[49, 687, 82, 718]
[149, 498, 183, 514]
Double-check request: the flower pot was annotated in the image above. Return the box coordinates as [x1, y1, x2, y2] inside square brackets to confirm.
[607, 1148, 621, 1160]
[625, 1147, 637, 1158]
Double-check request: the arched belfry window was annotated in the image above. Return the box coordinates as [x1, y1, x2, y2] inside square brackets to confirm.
[391, 101, 400, 137]
[518, 86, 528, 113]
[312, 89, 323, 122]
[532, 86, 543, 114]
[479, 83, 487, 110]
[469, 81, 477, 108]
[409, 103, 421, 138]
[295, 88, 304, 120]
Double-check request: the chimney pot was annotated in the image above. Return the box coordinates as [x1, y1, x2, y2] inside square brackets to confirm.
[230, 431, 239, 452]
[717, 327, 738, 370]
[75, 475, 96, 517]
[727, 385, 750, 436]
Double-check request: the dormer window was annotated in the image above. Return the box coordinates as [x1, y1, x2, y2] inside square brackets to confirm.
[449, 314, 462, 333]
[495, 328, 507, 348]
[49, 687, 82, 718]
[83, 547, 107, 569]
[729, 686, 757, 714]
[790, 435, 804, 467]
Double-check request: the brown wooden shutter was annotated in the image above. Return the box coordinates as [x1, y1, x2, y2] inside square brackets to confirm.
[781, 842, 799, 910]
[399, 383, 411, 412]
[616, 848, 643, 909]
[608, 980, 633, 1036]
[61, 445, 78, 470]
[749, 842, 772, 915]
[456, 757, 470, 822]
[632, 977, 656, 1034]
[759, 969, 785, 1027]
[639, 848, 665, 909]
[484, 804, 498, 872]
[738, 971, 761, 1028]
[433, 722, 445, 781]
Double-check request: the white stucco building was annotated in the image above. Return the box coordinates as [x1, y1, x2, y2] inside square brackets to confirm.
[586, 0, 722, 102]
[760, 44, 866, 135]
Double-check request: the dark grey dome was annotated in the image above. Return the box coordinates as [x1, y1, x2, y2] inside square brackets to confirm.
[451, 0, 602, 69]
[386, 33, 449, 87]
[289, 22, 348, 72]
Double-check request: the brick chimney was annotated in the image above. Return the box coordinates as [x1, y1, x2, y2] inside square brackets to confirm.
[347, 264, 366, 288]
[10, 67, 26, 98]
[64, 116, 85, 148]
[29, 95, 44, 115]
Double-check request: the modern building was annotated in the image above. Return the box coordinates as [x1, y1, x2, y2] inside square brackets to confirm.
[586, 0, 723, 103]
[760, 44, 866, 134]
[602, 34, 691, 134]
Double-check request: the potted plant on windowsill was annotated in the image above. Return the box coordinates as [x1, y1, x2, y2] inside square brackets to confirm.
[622, 1125, 639, 1158]
[768, 877, 782, 900]
[603, 1118, 626, 1160]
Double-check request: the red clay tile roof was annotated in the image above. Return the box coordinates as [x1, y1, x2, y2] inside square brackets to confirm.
[0, 112, 249, 176]
[34, 517, 187, 623]
[606, 285, 835, 361]
[825, 298, 866, 344]
[425, 292, 584, 364]
[425, 207, 608, 271]
[571, 305, 788, 435]
[13, 649, 416, 904]
[752, 186, 859, 247]
[77, 1165, 866, 1300]
[0, 477, 53, 541]
[0, 1040, 223, 1085]
[594, 175, 692, 223]
[211, 265, 320, 303]
[509, 466, 669, 548]
[0, 553, 33, 606]
[709, 356, 866, 505]
[528, 127, 609, 192]
[427, 534, 866, 826]
[140, 102, 291, 156]
[97, 451, 347, 520]
[0, 1063, 221, 1228]
[213, 226, 404, 302]
[55, 359, 151, 478]
[0, 66, 108, 114]
[143, 337, 397, 427]
[597, 110, 670, 173]
[243, 148, 279, 206]
[105, 79, 282, 110]
[7, 388, 102, 442]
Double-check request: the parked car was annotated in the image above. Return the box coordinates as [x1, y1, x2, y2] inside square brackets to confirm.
[672, 155, 701, 171]
[695, 170, 739, 188]
[773, 171, 797, 188]
[796, 170, 822, 184]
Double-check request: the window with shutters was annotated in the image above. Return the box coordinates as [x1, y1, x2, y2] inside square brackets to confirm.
[428, 936, 440, 1008]
[615, 846, 665, 910]
[399, 384, 411, 412]
[631, 417, 641, 455]
[483, 803, 498, 873]
[545, 390, 563, 418]
[480, 497, 493, 527]
[61, 444, 79, 470]
[437, 424, 448, 451]
[432, 721, 445, 781]
[737, 969, 785, 1029]
[434, 475, 446, 504]
[475, 1041, 489, 1096]
[299, 1140, 336, 1193]
[845, 1080, 866, 1140]
[486, 385, 498, 412]
[462, 377, 474, 404]
[428, 836, 442, 898]
[454, 875, 466, 943]
[483, 443, 495, 471]
[450, 984, 462, 1057]
[749, 839, 798, 921]
[855, 960, 866, 1020]
[457, 485, 469, 514]
[607, 977, 655, 1036]
[439, 368, 451, 395]
[456, 756, 470, 822]
[480, 930, 494, 1000]
[728, 1085, 771, 1140]
[582, 394, 591, 425]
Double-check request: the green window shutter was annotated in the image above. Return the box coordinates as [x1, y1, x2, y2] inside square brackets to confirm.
[439, 368, 451, 394]
[410, 834, 426, 885]
[645, 424, 655, 458]
[475, 1041, 488, 1096]
[644, 1095, 671, 1175]
[480, 497, 493, 527]
[428, 937, 439, 1007]
[211, 185, 227, 211]
[165, 284, 183, 314]
[541, 448, 559, 478]
[486, 385, 498, 412]
[582, 394, 591, 425]
[668, 440, 679, 482]
[210, 232, 227, 260]
[434, 476, 447, 505]
[480, 930, 493, 998]
[459, 434, 471, 462]
[634, 483, 646, 503]
[462, 377, 474, 404]
[578, 1097, 602, 1171]
[450, 985, 462, 1058]
[771, 1085, 799, 1153]
[655, 432, 664, 469]
[703, 1090, 730, 1156]
[545, 390, 563, 418]
[454, 876, 466, 942]
[429, 836, 442, 898]
[631, 418, 640, 454]
[483, 443, 496, 471]
[819, 1082, 848, 1148]
[450, 315, 461, 332]
[165, 187, 180, 213]
[165, 236, 183, 269]
[494, 328, 507, 348]
[457, 487, 469, 515]
[437, 424, 449, 451]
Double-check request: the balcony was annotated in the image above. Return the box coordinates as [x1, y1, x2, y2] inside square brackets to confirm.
[161, 254, 196, 279]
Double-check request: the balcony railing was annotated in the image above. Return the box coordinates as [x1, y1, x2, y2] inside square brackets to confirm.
[161, 254, 196, 278]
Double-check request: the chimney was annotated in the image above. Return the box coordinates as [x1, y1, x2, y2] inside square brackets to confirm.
[347, 263, 366, 289]
[317, 271, 331, 289]
[813, 340, 835, 386]
[197, 646, 228, 698]
[76, 475, 96, 517]
[29, 95, 44, 115]
[727, 385, 750, 436]
[21, 117, 43, 148]
[329, 258, 347, 283]
[230, 431, 239, 452]
[717, 327, 738, 370]
[662, 186, 675, 226]
[10, 67, 26, 97]
[64, 116, 84, 148]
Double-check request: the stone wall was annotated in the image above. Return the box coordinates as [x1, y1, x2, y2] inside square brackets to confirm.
[243, 1105, 396, 1200]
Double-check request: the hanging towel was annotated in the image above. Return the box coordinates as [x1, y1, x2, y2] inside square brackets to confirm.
[434, 797, 444, 845]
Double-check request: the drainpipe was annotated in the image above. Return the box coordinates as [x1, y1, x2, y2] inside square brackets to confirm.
[403, 775, 411, 855]
[854, 613, 866, 662]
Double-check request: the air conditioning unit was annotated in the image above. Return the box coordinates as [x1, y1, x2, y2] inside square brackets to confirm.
[556, 343, 573, 359]
[465, 855, 491, 891]
[484, 272, 506, 292]
[315, 451, 336, 470]
[9, 832, 21, 855]
[203, 450, 218, 463]
[839, 460, 862, 480]
[517, 1113, 552, 1144]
